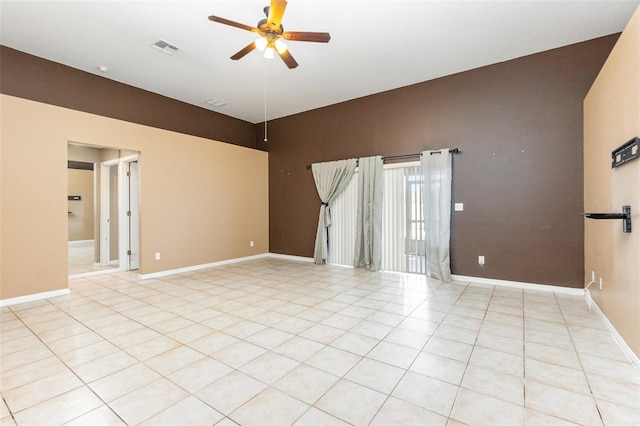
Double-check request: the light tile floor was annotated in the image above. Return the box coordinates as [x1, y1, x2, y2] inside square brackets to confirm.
[68, 240, 118, 276]
[1, 258, 639, 425]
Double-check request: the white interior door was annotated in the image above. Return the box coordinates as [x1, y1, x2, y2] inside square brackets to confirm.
[127, 161, 140, 270]
[118, 155, 139, 271]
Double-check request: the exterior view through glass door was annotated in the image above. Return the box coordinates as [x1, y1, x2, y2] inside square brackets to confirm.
[328, 162, 427, 274]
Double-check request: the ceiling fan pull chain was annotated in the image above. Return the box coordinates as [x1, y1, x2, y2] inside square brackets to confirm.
[264, 58, 268, 142]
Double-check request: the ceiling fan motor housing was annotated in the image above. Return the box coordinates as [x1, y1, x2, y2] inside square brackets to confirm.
[257, 18, 283, 34]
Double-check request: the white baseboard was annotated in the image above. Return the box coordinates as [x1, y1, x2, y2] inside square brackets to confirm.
[92, 261, 120, 267]
[138, 253, 272, 280]
[267, 253, 314, 263]
[0, 289, 70, 307]
[68, 239, 93, 247]
[588, 298, 640, 372]
[69, 268, 123, 279]
[451, 274, 583, 295]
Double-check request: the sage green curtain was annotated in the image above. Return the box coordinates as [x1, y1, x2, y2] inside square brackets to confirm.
[311, 159, 358, 264]
[353, 156, 384, 271]
[421, 149, 453, 282]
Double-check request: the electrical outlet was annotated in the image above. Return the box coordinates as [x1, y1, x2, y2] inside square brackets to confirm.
[155, 252, 161, 260]
[454, 203, 464, 211]
[599, 277, 603, 290]
[478, 255, 485, 265]
[591, 271, 595, 282]
[250, 241, 254, 247]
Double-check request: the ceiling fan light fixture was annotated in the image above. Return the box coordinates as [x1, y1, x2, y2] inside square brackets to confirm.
[254, 37, 268, 51]
[275, 38, 287, 54]
[264, 46, 275, 59]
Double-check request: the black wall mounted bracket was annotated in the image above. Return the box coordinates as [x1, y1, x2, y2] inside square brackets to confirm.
[612, 137, 639, 168]
[584, 205, 632, 233]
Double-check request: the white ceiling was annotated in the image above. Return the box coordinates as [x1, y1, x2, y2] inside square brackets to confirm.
[1, 1, 638, 124]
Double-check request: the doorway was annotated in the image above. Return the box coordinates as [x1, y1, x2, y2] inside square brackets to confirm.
[68, 144, 140, 276]
[67, 160, 110, 275]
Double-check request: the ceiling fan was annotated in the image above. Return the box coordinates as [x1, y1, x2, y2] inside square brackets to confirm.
[208, 0, 330, 69]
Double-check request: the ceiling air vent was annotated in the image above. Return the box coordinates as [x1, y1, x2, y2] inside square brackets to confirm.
[152, 40, 178, 55]
[205, 97, 228, 107]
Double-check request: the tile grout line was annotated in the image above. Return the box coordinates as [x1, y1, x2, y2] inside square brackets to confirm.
[556, 291, 606, 426]
[5, 298, 128, 426]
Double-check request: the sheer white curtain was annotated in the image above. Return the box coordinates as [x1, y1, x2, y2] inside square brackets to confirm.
[354, 156, 383, 271]
[327, 176, 357, 267]
[311, 159, 358, 264]
[421, 149, 453, 282]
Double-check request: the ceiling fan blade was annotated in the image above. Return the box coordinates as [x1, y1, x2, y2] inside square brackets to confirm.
[282, 31, 331, 43]
[230, 42, 257, 60]
[208, 15, 259, 33]
[267, 0, 287, 31]
[279, 49, 298, 69]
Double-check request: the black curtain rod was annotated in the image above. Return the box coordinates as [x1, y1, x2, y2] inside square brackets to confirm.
[305, 148, 460, 169]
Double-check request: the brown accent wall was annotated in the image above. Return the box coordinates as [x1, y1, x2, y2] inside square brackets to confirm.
[0, 46, 258, 150]
[263, 35, 619, 288]
[584, 7, 640, 356]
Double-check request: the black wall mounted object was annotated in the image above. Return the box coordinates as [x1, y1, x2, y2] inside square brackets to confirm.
[584, 205, 632, 233]
[611, 137, 639, 168]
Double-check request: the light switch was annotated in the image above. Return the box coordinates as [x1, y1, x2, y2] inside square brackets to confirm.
[455, 203, 464, 211]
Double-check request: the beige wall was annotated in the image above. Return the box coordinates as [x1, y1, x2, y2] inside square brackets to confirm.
[0, 94, 269, 300]
[584, 6, 640, 356]
[68, 144, 102, 163]
[67, 168, 94, 241]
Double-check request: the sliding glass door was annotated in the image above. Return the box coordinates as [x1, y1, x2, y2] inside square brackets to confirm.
[328, 162, 426, 274]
